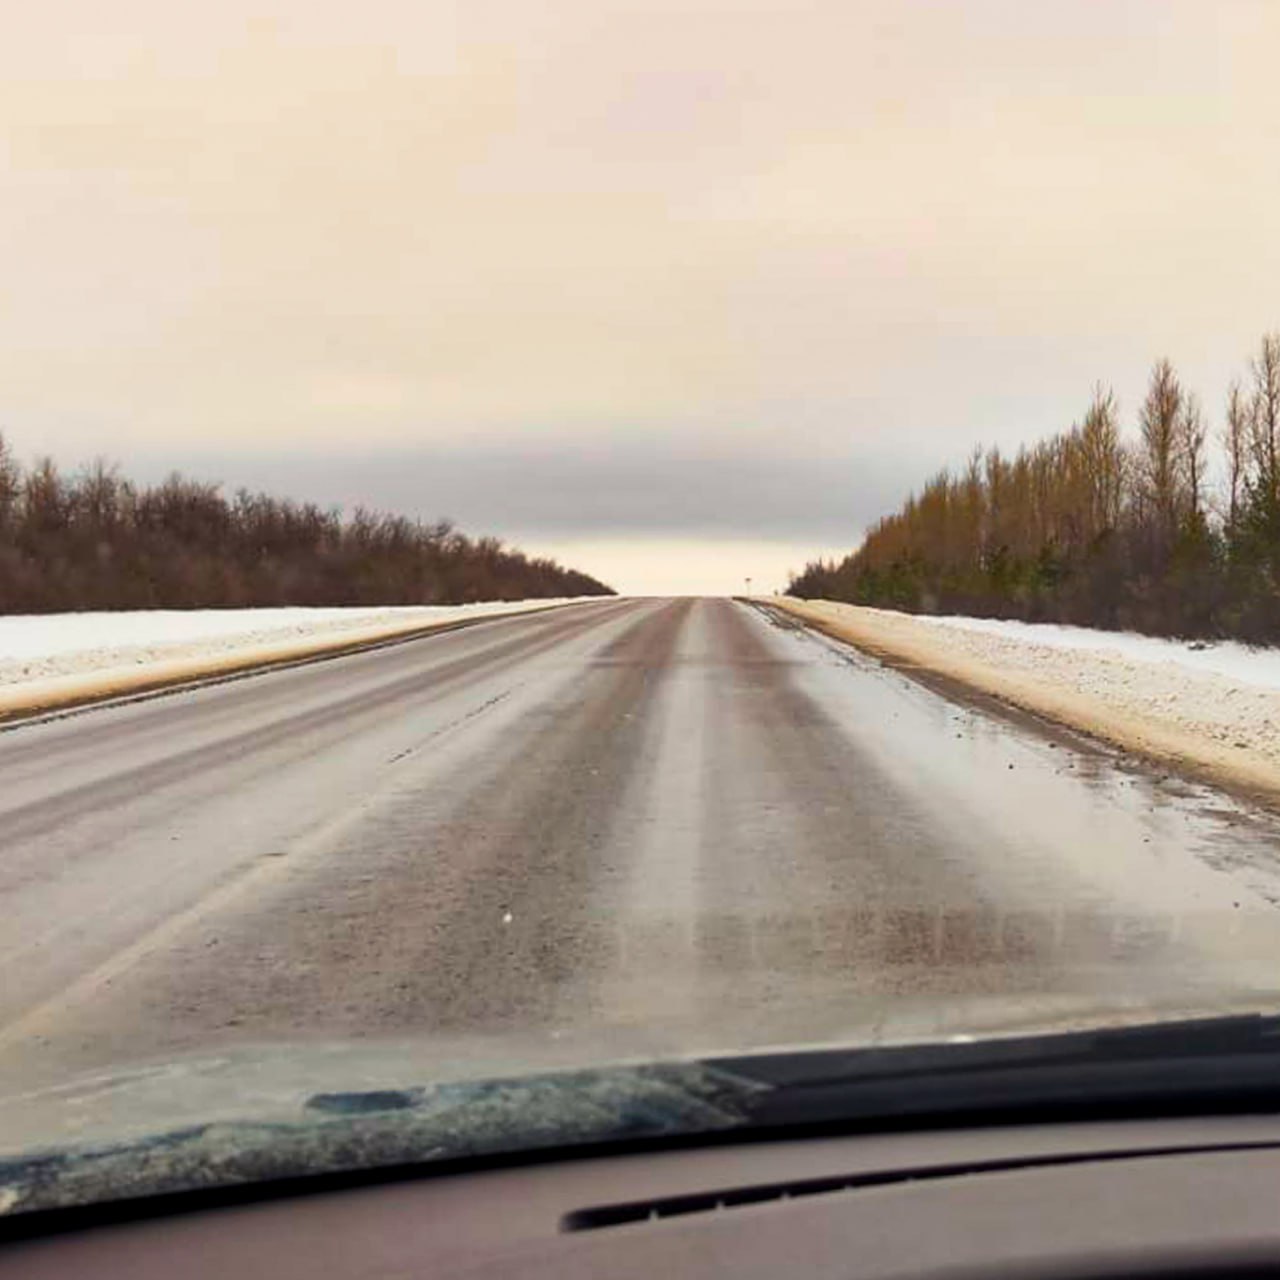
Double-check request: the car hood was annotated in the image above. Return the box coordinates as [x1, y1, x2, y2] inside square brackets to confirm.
[7, 995, 1280, 1220]
[0, 1040, 766, 1219]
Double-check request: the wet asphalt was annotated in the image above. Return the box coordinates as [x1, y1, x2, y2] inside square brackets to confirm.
[5, 597, 1280, 1085]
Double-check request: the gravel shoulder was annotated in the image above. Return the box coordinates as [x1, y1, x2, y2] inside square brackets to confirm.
[769, 598, 1280, 807]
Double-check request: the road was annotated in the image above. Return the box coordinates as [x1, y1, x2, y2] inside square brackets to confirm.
[5, 596, 1280, 1088]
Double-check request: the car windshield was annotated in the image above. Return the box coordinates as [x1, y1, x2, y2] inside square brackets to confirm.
[5, 0, 1280, 1215]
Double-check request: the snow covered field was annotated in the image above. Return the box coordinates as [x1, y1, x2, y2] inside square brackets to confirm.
[0, 600, 595, 716]
[773, 598, 1280, 802]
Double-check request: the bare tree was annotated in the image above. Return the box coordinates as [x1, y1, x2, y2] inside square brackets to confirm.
[1250, 332, 1280, 514]
[75, 458, 123, 534]
[23, 456, 69, 537]
[1223, 378, 1249, 533]
[0, 432, 19, 533]
[1137, 358, 1185, 547]
[1078, 383, 1125, 540]
[1178, 391, 1208, 522]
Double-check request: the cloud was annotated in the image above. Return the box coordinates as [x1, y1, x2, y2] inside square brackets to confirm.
[2, 0, 1279, 591]
[126, 435, 913, 545]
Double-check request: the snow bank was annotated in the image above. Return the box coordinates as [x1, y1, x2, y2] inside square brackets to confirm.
[0, 600, 596, 718]
[907, 612, 1280, 691]
[772, 598, 1280, 802]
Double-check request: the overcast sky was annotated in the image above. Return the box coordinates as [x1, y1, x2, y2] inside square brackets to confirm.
[3, 1, 1279, 593]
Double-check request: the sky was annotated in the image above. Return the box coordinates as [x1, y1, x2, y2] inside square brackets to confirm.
[2, 0, 1279, 594]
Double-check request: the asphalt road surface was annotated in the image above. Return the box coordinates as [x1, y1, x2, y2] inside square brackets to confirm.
[6, 597, 1280, 1088]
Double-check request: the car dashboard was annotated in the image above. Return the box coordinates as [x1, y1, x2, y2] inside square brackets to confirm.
[5, 1113, 1280, 1278]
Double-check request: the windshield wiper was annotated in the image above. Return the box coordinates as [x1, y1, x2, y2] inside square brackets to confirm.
[713, 1013, 1280, 1132]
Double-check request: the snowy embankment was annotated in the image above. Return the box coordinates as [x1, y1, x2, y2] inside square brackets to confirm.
[772, 597, 1280, 802]
[0, 600, 596, 718]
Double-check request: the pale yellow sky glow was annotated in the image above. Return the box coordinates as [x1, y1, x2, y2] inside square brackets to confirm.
[525, 536, 847, 598]
[3, 1, 1279, 593]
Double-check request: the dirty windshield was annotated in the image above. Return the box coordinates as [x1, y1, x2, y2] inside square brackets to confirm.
[5, 0, 1280, 1201]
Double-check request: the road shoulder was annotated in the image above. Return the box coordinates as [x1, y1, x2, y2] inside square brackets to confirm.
[763, 596, 1280, 811]
[0, 601, 593, 726]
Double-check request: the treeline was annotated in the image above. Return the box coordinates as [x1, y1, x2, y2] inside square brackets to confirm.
[789, 334, 1280, 641]
[0, 434, 613, 611]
